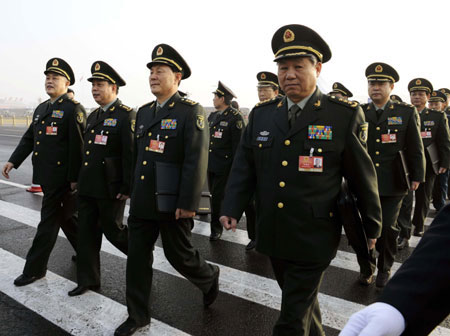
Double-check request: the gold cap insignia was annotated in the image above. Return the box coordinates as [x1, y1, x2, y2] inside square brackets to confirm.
[441, 89, 446, 93]
[52, 59, 59, 66]
[261, 73, 266, 80]
[95, 63, 100, 71]
[375, 65, 383, 73]
[283, 29, 295, 43]
[333, 83, 338, 89]
[156, 46, 163, 56]
[432, 92, 437, 96]
[416, 79, 422, 85]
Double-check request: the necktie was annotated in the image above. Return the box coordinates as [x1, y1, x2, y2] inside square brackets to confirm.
[288, 105, 301, 128]
[376, 109, 383, 121]
[154, 105, 161, 118]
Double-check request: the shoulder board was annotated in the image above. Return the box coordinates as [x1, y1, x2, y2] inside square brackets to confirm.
[140, 101, 155, 109]
[119, 104, 132, 112]
[64, 97, 79, 105]
[360, 103, 369, 108]
[180, 98, 198, 106]
[393, 101, 415, 109]
[328, 95, 359, 108]
[429, 108, 444, 114]
[254, 96, 280, 108]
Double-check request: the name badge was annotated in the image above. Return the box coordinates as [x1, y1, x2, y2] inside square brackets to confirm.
[150, 139, 165, 153]
[308, 125, 332, 140]
[214, 131, 223, 139]
[95, 134, 108, 145]
[52, 110, 64, 118]
[381, 133, 397, 143]
[388, 117, 402, 125]
[103, 118, 117, 127]
[421, 131, 432, 139]
[298, 156, 323, 172]
[161, 119, 177, 130]
[46, 126, 58, 135]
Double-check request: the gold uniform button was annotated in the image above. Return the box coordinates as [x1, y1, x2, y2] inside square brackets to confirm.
[145, 146, 149, 151]
[143, 161, 147, 166]
[140, 175, 145, 180]
[41, 121, 45, 124]
[279, 181, 285, 188]
[209, 149, 212, 152]
[282, 160, 288, 166]
[211, 142, 213, 145]
[34, 152, 38, 156]
[284, 140, 291, 146]
[38, 131, 42, 135]
[376, 139, 380, 143]
[106, 131, 109, 135]
[225, 155, 228, 158]
[395, 129, 398, 132]
[318, 148, 323, 153]
[88, 140, 92, 144]
[278, 202, 284, 209]
[57, 161, 61, 165]
[376, 127, 380, 131]
[91, 130, 95, 133]
[36, 141, 40, 145]
[375, 163, 380, 167]
[329, 212, 333, 218]
[148, 132, 152, 136]
[86, 151, 90, 155]
[165, 135, 168, 139]
[84, 162, 88, 166]
[376, 151, 380, 155]
[258, 143, 262, 148]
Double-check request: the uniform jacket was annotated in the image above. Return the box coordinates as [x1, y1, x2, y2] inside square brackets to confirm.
[362, 100, 425, 196]
[78, 99, 136, 199]
[418, 107, 450, 171]
[207, 106, 244, 173]
[378, 204, 450, 335]
[222, 89, 382, 263]
[9, 93, 86, 188]
[129, 92, 209, 220]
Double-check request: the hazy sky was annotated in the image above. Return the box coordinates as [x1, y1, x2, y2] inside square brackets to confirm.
[1, 0, 450, 109]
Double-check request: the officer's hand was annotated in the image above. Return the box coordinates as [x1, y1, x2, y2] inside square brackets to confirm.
[220, 216, 237, 232]
[410, 181, 420, 191]
[339, 302, 405, 336]
[175, 208, 195, 220]
[2, 162, 14, 179]
[367, 238, 377, 250]
[439, 167, 447, 174]
[70, 182, 77, 191]
[116, 193, 129, 201]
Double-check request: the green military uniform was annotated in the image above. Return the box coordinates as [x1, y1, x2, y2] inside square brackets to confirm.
[74, 61, 135, 289]
[207, 81, 244, 238]
[358, 66, 425, 281]
[125, 44, 218, 327]
[222, 25, 382, 336]
[8, 58, 86, 278]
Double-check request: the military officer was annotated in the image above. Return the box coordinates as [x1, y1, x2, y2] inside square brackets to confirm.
[356, 65, 425, 288]
[2, 58, 86, 286]
[114, 44, 219, 336]
[220, 24, 382, 335]
[207, 81, 244, 241]
[68, 61, 135, 297]
[329, 82, 353, 100]
[440, 88, 450, 115]
[390, 94, 403, 103]
[257, 71, 280, 101]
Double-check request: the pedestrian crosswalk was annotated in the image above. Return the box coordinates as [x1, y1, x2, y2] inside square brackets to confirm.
[0, 179, 449, 336]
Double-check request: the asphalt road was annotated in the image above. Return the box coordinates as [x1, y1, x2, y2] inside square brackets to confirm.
[0, 125, 448, 336]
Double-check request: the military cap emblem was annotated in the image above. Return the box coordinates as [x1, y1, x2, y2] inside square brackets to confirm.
[283, 29, 295, 43]
[156, 46, 163, 56]
[441, 89, 446, 93]
[196, 115, 205, 130]
[76, 111, 84, 124]
[131, 120, 136, 132]
[52, 59, 59, 66]
[416, 79, 422, 85]
[95, 63, 101, 71]
[432, 91, 437, 96]
[359, 122, 368, 144]
[333, 83, 338, 89]
[261, 73, 266, 80]
[375, 65, 383, 73]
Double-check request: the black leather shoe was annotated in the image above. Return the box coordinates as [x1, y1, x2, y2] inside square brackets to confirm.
[245, 240, 256, 251]
[413, 230, 424, 237]
[14, 273, 45, 287]
[204, 266, 220, 307]
[68, 285, 100, 297]
[209, 232, 222, 241]
[376, 271, 390, 288]
[71, 255, 77, 262]
[397, 237, 409, 250]
[114, 318, 144, 336]
[358, 273, 373, 286]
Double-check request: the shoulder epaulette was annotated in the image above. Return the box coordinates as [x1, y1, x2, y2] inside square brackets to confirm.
[119, 104, 132, 112]
[64, 96, 79, 105]
[255, 96, 280, 108]
[429, 108, 444, 114]
[180, 98, 198, 106]
[393, 101, 415, 109]
[328, 95, 359, 108]
[140, 101, 155, 109]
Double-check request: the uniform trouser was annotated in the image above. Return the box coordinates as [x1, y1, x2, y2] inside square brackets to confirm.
[76, 196, 128, 286]
[270, 257, 328, 336]
[397, 190, 413, 240]
[357, 196, 403, 276]
[432, 170, 449, 211]
[244, 198, 256, 240]
[207, 170, 230, 235]
[126, 215, 217, 326]
[412, 173, 436, 233]
[23, 184, 78, 276]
